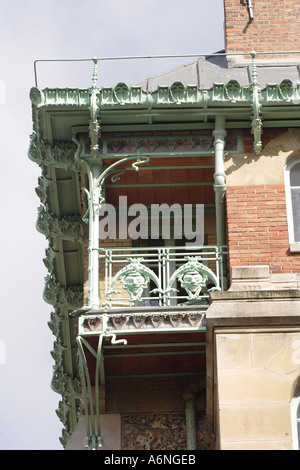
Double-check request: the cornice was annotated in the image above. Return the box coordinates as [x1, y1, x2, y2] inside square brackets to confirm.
[30, 86, 90, 107]
[30, 79, 300, 157]
[30, 79, 300, 109]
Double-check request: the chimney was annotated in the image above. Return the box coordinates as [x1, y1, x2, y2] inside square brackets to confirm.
[224, 0, 300, 60]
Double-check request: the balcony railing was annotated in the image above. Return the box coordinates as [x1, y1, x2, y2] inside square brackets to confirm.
[99, 245, 227, 308]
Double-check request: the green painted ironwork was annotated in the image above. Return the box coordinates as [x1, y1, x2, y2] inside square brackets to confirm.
[75, 312, 206, 449]
[100, 245, 227, 308]
[213, 115, 227, 245]
[29, 49, 300, 447]
[250, 52, 263, 155]
[76, 332, 127, 449]
[31, 50, 300, 156]
[76, 154, 150, 309]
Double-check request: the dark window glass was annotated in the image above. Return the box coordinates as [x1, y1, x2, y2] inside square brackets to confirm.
[290, 162, 300, 186]
[290, 162, 300, 242]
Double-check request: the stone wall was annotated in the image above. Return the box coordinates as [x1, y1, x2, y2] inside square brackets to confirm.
[206, 266, 300, 450]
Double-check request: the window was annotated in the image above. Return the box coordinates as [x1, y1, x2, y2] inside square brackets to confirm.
[285, 159, 300, 251]
[291, 395, 300, 449]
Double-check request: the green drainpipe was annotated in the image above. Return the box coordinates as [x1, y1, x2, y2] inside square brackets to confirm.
[184, 391, 197, 450]
[213, 115, 227, 246]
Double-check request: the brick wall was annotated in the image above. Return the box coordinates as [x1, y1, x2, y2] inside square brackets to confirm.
[83, 226, 132, 305]
[226, 184, 300, 273]
[224, 0, 300, 58]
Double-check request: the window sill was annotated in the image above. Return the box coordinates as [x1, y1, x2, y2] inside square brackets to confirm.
[290, 243, 300, 253]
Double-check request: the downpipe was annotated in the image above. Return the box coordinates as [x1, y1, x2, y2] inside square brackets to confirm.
[213, 115, 227, 246]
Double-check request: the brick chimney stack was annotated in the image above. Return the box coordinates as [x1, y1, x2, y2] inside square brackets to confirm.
[224, 0, 300, 59]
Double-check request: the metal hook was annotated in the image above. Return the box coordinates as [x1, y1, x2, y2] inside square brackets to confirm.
[132, 156, 149, 171]
[106, 333, 127, 346]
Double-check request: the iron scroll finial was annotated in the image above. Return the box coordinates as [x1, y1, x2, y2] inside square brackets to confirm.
[92, 57, 98, 89]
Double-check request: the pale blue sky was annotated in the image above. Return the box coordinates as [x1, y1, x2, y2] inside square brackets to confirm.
[0, 0, 224, 450]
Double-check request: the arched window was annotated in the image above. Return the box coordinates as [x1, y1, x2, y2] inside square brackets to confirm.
[285, 159, 300, 251]
[291, 395, 300, 449]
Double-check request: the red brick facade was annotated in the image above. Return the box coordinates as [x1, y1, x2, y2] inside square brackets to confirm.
[224, 0, 300, 58]
[226, 184, 300, 273]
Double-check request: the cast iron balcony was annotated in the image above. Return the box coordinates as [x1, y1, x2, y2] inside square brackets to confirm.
[99, 244, 227, 309]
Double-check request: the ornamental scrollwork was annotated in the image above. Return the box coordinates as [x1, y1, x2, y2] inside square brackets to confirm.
[107, 257, 160, 303]
[28, 132, 80, 170]
[167, 256, 221, 305]
[212, 80, 251, 103]
[264, 79, 300, 103]
[51, 367, 81, 398]
[35, 178, 49, 208]
[36, 205, 84, 243]
[48, 311, 61, 337]
[51, 341, 68, 369]
[101, 83, 146, 106]
[43, 274, 83, 308]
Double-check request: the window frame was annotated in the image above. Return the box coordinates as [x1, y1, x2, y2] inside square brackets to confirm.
[291, 395, 300, 449]
[285, 158, 300, 252]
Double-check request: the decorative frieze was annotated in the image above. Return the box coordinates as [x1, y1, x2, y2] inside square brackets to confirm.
[82, 134, 238, 156]
[212, 80, 251, 103]
[107, 136, 215, 155]
[30, 87, 90, 108]
[31, 79, 300, 110]
[264, 79, 300, 103]
[79, 310, 205, 335]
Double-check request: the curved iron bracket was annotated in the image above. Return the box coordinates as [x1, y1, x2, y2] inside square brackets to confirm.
[76, 331, 127, 449]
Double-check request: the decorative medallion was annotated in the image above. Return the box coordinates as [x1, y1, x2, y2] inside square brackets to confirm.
[184, 312, 203, 327]
[167, 313, 184, 328]
[82, 316, 102, 332]
[110, 315, 127, 330]
[167, 256, 221, 304]
[107, 257, 160, 302]
[131, 314, 148, 329]
[148, 314, 165, 328]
